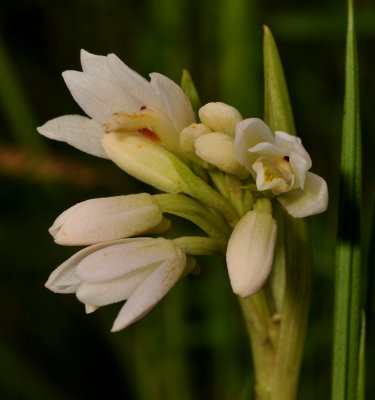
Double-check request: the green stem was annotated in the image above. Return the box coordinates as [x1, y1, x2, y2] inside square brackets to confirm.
[208, 170, 253, 217]
[238, 291, 276, 400]
[153, 193, 231, 239]
[174, 160, 240, 226]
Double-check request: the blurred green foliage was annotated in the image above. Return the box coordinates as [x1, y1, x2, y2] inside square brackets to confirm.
[0, 0, 374, 399]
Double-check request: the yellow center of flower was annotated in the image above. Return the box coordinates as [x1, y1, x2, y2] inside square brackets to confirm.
[263, 165, 279, 183]
[252, 155, 295, 195]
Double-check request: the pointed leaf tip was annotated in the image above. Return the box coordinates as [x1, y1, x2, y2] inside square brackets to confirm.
[263, 26, 296, 135]
[181, 69, 201, 114]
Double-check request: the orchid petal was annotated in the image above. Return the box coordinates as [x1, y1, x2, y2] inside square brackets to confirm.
[106, 54, 162, 111]
[37, 115, 108, 158]
[248, 142, 285, 158]
[111, 249, 186, 332]
[62, 70, 140, 124]
[289, 152, 309, 189]
[85, 304, 99, 314]
[80, 50, 113, 79]
[235, 118, 275, 171]
[274, 131, 312, 169]
[49, 194, 163, 245]
[75, 237, 177, 283]
[44, 240, 138, 293]
[277, 172, 328, 217]
[76, 265, 157, 306]
[149, 72, 195, 132]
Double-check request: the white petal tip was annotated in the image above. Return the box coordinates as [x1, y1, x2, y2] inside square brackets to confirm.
[110, 316, 133, 332]
[278, 172, 329, 218]
[85, 304, 99, 314]
[36, 125, 44, 135]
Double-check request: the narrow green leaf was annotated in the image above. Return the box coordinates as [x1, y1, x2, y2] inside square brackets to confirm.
[181, 69, 201, 114]
[332, 0, 362, 399]
[263, 26, 296, 135]
[357, 311, 366, 400]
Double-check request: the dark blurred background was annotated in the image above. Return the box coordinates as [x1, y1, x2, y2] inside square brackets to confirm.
[0, 0, 374, 399]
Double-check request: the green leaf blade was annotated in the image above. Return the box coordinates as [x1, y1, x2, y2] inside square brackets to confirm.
[181, 69, 201, 115]
[332, 0, 363, 399]
[357, 311, 366, 400]
[263, 25, 296, 135]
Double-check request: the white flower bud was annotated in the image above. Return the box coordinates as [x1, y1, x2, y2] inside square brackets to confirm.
[180, 123, 212, 154]
[49, 193, 163, 245]
[102, 133, 187, 193]
[198, 102, 243, 137]
[194, 133, 249, 178]
[226, 199, 277, 297]
[180, 123, 211, 166]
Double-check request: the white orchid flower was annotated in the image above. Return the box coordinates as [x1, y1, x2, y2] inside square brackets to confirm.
[49, 193, 167, 246]
[235, 118, 328, 217]
[45, 237, 187, 332]
[37, 50, 195, 158]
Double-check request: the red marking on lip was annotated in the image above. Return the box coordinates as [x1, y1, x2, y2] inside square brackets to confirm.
[137, 128, 161, 142]
[283, 156, 290, 162]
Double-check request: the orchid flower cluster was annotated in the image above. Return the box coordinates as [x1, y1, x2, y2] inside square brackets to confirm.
[38, 50, 328, 332]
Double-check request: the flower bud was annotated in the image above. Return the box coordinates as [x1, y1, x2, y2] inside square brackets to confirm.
[198, 102, 242, 137]
[102, 133, 187, 193]
[49, 193, 163, 245]
[180, 123, 211, 166]
[194, 133, 249, 178]
[180, 123, 211, 154]
[226, 199, 277, 297]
